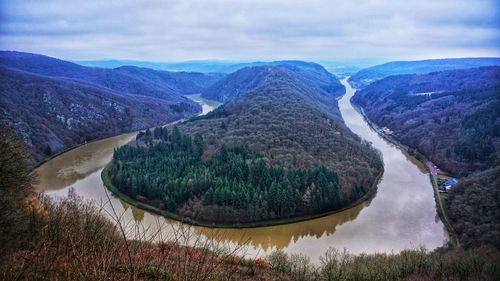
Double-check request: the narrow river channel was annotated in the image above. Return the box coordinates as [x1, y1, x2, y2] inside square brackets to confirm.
[35, 82, 446, 262]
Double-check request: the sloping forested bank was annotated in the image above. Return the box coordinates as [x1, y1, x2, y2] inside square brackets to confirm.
[351, 66, 499, 177]
[0, 51, 223, 166]
[105, 64, 383, 226]
[446, 166, 500, 250]
[351, 66, 500, 249]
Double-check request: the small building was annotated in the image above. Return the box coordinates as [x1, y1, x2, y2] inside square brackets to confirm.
[444, 178, 458, 192]
[382, 127, 393, 135]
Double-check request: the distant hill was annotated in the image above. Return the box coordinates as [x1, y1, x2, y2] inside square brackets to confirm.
[0, 51, 223, 165]
[352, 66, 500, 176]
[107, 65, 383, 225]
[349, 58, 500, 88]
[76, 59, 245, 73]
[76, 58, 382, 78]
[201, 61, 345, 117]
[76, 59, 328, 74]
[0, 51, 223, 100]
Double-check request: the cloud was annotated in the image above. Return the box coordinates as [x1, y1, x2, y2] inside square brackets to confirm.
[0, 0, 499, 61]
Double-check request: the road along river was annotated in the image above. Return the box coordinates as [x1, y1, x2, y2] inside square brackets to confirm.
[35, 84, 446, 262]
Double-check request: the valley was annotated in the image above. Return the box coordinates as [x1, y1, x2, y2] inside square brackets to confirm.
[34, 79, 446, 261]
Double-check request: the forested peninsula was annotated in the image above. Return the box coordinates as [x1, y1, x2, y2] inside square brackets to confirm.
[105, 64, 383, 226]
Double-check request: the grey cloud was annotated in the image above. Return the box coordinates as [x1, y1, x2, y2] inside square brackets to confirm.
[0, 0, 498, 61]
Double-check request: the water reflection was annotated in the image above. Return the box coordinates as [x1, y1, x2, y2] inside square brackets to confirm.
[194, 200, 368, 251]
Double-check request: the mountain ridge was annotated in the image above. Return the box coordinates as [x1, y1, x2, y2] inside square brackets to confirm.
[349, 57, 500, 88]
[201, 62, 345, 119]
[0, 51, 223, 165]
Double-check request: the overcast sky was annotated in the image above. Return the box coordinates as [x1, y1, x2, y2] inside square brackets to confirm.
[1, 0, 499, 61]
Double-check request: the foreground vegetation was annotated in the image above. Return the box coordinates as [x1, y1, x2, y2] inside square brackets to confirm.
[1, 122, 499, 280]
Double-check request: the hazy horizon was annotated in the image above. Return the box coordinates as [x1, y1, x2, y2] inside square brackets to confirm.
[1, 0, 499, 62]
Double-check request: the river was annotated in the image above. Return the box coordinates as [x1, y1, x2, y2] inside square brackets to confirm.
[35, 83, 446, 262]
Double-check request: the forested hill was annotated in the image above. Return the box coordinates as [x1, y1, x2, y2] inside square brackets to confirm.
[352, 66, 500, 177]
[0, 67, 199, 164]
[107, 66, 383, 225]
[351, 66, 500, 249]
[0, 51, 223, 165]
[201, 61, 344, 105]
[182, 67, 375, 178]
[349, 57, 500, 88]
[0, 51, 224, 100]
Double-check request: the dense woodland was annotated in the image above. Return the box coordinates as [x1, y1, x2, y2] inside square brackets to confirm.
[202, 61, 345, 104]
[351, 66, 500, 251]
[446, 166, 500, 249]
[109, 127, 366, 223]
[0, 51, 223, 165]
[107, 66, 383, 224]
[352, 66, 500, 177]
[181, 67, 382, 188]
[201, 62, 346, 121]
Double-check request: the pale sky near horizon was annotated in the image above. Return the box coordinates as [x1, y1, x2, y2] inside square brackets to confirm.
[0, 0, 499, 62]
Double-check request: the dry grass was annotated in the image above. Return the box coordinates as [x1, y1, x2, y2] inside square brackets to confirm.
[1, 192, 498, 281]
[1, 192, 280, 281]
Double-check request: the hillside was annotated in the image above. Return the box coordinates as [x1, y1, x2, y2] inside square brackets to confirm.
[0, 51, 223, 100]
[349, 57, 500, 88]
[0, 67, 201, 164]
[0, 51, 225, 165]
[351, 66, 499, 177]
[201, 61, 345, 105]
[446, 166, 500, 249]
[107, 66, 383, 225]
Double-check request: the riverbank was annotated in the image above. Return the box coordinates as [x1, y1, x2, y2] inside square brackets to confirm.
[350, 99, 459, 247]
[30, 117, 201, 172]
[101, 165, 384, 229]
[36, 81, 446, 257]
